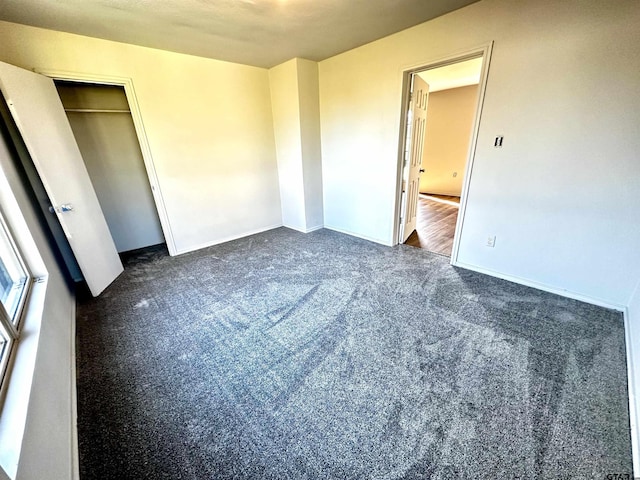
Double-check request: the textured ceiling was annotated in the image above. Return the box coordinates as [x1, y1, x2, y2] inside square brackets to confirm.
[0, 0, 479, 68]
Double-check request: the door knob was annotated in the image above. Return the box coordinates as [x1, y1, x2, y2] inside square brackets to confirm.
[50, 204, 74, 213]
[419, 169, 425, 173]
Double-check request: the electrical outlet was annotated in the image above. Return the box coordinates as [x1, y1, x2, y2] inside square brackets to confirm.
[486, 235, 496, 248]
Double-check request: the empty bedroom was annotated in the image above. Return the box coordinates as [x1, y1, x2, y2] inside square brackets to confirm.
[0, 0, 639, 479]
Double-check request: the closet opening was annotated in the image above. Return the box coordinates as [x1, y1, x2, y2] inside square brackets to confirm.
[54, 81, 166, 257]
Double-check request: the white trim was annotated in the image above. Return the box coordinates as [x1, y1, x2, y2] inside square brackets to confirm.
[622, 307, 640, 475]
[392, 43, 494, 254]
[303, 225, 324, 233]
[69, 301, 79, 480]
[33, 69, 178, 256]
[173, 223, 284, 255]
[420, 191, 461, 199]
[284, 224, 324, 234]
[450, 43, 493, 265]
[324, 225, 391, 246]
[453, 260, 626, 311]
[0, 157, 48, 480]
[0, 280, 47, 480]
[399, 42, 496, 75]
[391, 70, 412, 245]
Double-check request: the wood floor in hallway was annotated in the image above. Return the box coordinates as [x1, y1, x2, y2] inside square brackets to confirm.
[404, 194, 460, 256]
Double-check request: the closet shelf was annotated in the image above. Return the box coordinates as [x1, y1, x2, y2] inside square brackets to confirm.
[64, 108, 131, 113]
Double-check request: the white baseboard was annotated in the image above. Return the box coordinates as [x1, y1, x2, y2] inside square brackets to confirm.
[622, 307, 640, 476]
[419, 194, 461, 208]
[70, 300, 79, 480]
[419, 192, 461, 198]
[323, 225, 392, 246]
[173, 223, 284, 255]
[282, 224, 324, 234]
[452, 260, 626, 311]
[302, 224, 324, 233]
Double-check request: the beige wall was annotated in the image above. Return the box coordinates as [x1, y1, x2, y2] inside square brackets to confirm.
[318, 0, 640, 307]
[269, 59, 306, 230]
[318, 5, 640, 462]
[0, 20, 283, 479]
[629, 281, 640, 472]
[269, 58, 323, 232]
[0, 121, 76, 480]
[297, 59, 324, 230]
[419, 85, 478, 196]
[0, 20, 282, 255]
[1, 0, 640, 474]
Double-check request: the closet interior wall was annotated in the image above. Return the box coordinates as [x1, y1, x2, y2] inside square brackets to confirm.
[55, 81, 165, 253]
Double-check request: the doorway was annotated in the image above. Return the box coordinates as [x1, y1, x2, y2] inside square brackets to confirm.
[396, 46, 492, 260]
[54, 80, 165, 254]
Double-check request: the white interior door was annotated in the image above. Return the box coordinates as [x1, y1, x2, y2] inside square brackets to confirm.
[400, 75, 429, 243]
[0, 61, 123, 296]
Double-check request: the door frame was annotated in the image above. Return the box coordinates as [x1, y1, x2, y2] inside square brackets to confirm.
[393, 42, 493, 264]
[35, 69, 177, 256]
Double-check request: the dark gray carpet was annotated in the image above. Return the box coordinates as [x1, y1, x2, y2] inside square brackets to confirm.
[76, 227, 633, 479]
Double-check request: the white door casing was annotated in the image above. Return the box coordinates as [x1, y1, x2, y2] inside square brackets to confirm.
[36, 68, 178, 257]
[400, 75, 429, 243]
[0, 61, 123, 296]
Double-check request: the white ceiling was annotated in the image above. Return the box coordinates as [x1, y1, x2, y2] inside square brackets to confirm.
[417, 57, 482, 92]
[0, 0, 479, 68]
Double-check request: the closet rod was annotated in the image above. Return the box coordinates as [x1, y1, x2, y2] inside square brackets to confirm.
[64, 108, 131, 113]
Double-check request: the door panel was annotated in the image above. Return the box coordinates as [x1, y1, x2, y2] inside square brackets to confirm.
[0, 61, 123, 296]
[401, 75, 429, 243]
[0, 98, 84, 282]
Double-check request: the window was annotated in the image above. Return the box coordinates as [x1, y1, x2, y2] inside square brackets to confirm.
[0, 211, 30, 385]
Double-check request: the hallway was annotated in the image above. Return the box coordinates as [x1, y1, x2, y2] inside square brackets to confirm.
[404, 195, 459, 256]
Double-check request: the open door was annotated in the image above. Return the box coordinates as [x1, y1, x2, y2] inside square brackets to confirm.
[0, 61, 123, 296]
[400, 75, 429, 243]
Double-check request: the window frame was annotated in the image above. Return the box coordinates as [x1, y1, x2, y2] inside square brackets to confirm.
[0, 208, 31, 391]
